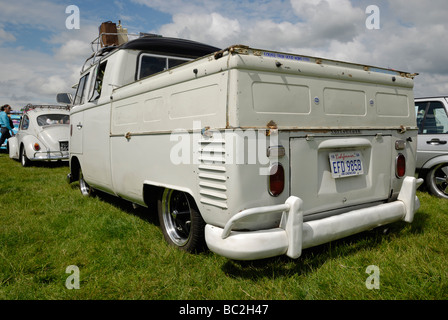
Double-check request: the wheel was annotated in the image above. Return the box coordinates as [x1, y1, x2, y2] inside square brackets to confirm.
[20, 145, 30, 167]
[426, 163, 448, 199]
[79, 167, 93, 196]
[158, 189, 206, 252]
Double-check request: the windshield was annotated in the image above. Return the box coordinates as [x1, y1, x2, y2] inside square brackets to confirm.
[36, 114, 70, 126]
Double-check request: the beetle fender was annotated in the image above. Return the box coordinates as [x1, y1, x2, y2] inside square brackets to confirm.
[8, 136, 19, 159]
[21, 135, 45, 159]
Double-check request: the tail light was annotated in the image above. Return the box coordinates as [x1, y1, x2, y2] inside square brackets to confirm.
[268, 163, 285, 196]
[396, 153, 406, 178]
[34, 143, 41, 151]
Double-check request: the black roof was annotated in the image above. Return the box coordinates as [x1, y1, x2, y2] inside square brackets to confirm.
[120, 36, 221, 59]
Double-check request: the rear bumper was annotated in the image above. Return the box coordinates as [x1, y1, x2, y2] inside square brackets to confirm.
[31, 151, 69, 161]
[205, 176, 423, 260]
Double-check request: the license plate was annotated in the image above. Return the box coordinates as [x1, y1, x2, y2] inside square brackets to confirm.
[59, 141, 69, 151]
[329, 151, 364, 178]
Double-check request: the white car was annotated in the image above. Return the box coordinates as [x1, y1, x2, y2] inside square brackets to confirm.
[415, 97, 448, 198]
[8, 104, 70, 166]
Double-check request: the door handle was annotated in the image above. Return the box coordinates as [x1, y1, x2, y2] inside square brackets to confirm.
[76, 123, 83, 130]
[427, 138, 447, 145]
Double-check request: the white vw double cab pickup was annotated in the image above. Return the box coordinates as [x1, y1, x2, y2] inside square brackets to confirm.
[65, 31, 422, 260]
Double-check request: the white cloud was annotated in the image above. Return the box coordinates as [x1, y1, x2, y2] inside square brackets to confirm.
[388, 0, 448, 27]
[0, 0, 100, 108]
[0, 0, 66, 30]
[0, 46, 77, 106]
[54, 39, 91, 62]
[0, 27, 16, 44]
[159, 12, 240, 45]
[131, 0, 216, 15]
[26, 75, 69, 96]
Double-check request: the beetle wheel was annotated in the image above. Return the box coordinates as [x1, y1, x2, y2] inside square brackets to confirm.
[20, 145, 30, 167]
[158, 189, 205, 252]
[426, 163, 448, 199]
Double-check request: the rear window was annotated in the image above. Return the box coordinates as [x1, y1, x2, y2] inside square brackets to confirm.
[36, 114, 70, 126]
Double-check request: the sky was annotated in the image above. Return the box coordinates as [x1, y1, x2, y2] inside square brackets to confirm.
[1, 0, 448, 109]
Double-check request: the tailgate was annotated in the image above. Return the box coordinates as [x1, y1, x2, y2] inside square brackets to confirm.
[290, 134, 393, 217]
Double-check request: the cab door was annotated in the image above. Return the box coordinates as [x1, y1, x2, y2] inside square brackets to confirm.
[415, 99, 448, 168]
[70, 71, 92, 155]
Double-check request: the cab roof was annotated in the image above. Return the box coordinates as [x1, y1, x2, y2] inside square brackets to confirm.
[82, 35, 221, 73]
[120, 35, 221, 59]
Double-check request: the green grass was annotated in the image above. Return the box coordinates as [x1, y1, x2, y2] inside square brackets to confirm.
[0, 152, 447, 300]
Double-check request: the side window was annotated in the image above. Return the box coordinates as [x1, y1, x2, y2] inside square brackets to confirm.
[73, 73, 89, 106]
[137, 54, 191, 80]
[139, 56, 166, 79]
[169, 58, 190, 68]
[92, 61, 107, 100]
[415, 102, 428, 133]
[20, 115, 30, 130]
[419, 101, 448, 134]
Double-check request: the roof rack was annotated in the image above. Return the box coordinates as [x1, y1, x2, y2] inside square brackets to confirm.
[79, 21, 219, 74]
[23, 104, 70, 113]
[81, 32, 163, 73]
[81, 20, 164, 73]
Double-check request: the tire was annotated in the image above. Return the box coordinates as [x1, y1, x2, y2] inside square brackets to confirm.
[79, 167, 93, 196]
[20, 145, 30, 167]
[158, 189, 206, 252]
[426, 163, 448, 199]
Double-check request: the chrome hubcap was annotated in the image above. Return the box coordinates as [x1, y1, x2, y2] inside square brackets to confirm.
[162, 190, 192, 246]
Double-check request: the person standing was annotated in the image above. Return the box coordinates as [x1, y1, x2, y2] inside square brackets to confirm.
[0, 104, 15, 148]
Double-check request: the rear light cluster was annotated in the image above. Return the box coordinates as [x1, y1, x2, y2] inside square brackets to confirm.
[34, 143, 40, 151]
[268, 163, 285, 196]
[267, 148, 406, 196]
[396, 153, 406, 178]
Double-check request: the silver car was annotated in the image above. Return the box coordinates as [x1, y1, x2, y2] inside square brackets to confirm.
[415, 97, 448, 199]
[8, 104, 70, 166]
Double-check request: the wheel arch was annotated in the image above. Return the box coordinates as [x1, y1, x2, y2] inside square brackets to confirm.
[421, 155, 448, 171]
[142, 182, 199, 210]
[69, 156, 81, 182]
[7, 136, 19, 159]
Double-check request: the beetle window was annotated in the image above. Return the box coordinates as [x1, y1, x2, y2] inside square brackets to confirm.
[137, 54, 191, 80]
[36, 114, 70, 126]
[20, 115, 30, 130]
[73, 73, 89, 106]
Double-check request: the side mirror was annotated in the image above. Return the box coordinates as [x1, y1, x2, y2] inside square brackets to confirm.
[57, 93, 73, 105]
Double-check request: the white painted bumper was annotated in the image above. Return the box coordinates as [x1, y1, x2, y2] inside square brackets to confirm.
[205, 176, 423, 260]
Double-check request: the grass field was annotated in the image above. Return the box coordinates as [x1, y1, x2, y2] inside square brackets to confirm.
[0, 152, 447, 300]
